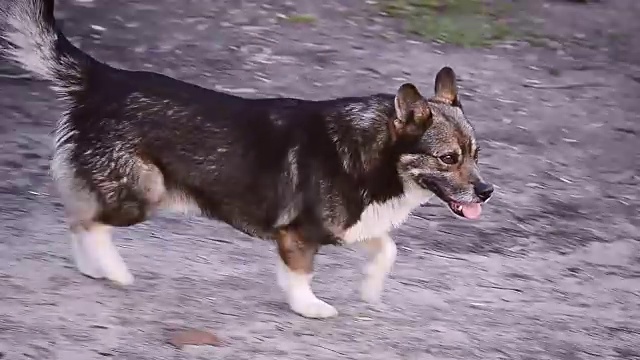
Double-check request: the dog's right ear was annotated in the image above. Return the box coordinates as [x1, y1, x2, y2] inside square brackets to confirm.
[392, 83, 432, 140]
[434, 66, 462, 108]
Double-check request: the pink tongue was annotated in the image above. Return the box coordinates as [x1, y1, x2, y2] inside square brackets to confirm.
[461, 203, 482, 219]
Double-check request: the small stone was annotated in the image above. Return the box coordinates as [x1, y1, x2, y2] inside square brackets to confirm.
[168, 328, 221, 349]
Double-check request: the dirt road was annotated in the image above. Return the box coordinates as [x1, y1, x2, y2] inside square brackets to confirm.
[1, 0, 639, 359]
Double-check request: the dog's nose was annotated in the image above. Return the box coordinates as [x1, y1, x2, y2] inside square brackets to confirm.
[474, 182, 494, 202]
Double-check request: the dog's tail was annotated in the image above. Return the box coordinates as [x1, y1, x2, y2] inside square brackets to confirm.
[1, 0, 97, 95]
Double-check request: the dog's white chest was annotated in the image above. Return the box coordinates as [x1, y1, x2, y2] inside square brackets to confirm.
[342, 188, 433, 243]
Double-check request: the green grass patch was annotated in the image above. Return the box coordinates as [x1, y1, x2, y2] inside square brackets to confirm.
[380, 0, 513, 47]
[286, 14, 318, 24]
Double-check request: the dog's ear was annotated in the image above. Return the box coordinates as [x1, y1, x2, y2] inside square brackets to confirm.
[434, 66, 462, 108]
[392, 83, 432, 140]
[394, 83, 422, 121]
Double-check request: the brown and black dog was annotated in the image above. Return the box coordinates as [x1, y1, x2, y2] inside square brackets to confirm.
[1, 0, 493, 318]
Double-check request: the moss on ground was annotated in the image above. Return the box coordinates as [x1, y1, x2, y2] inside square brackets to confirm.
[380, 0, 513, 47]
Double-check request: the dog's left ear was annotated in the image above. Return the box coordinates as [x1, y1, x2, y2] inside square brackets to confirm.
[434, 66, 463, 108]
[392, 83, 432, 140]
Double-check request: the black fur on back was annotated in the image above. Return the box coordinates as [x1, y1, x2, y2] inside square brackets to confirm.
[73, 66, 407, 242]
[2, 0, 416, 245]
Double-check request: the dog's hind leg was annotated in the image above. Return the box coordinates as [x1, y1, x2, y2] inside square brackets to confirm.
[52, 144, 165, 286]
[70, 224, 104, 280]
[70, 222, 134, 285]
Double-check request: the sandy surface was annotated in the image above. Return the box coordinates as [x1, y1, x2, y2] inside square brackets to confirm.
[0, 0, 639, 359]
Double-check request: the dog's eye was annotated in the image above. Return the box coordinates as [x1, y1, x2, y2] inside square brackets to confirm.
[439, 153, 459, 165]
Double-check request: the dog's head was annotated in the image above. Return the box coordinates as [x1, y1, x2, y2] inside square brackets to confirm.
[391, 66, 493, 219]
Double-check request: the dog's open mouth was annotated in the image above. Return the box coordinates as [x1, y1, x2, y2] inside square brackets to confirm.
[448, 201, 482, 220]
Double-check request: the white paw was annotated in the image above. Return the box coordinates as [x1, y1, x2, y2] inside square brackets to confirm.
[290, 297, 338, 319]
[361, 277, 384, 304]
[99, 251, 134, 286]
[105, 268, 135, 286]
[76, 262, 105, 279]
[75, 259, 105, 279]
[71, 236, 104, 279]
[275, 257, 336, 318]
[75, 226, 134, 286]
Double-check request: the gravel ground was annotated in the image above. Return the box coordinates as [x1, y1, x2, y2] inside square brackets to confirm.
[0, 0, 639, 359]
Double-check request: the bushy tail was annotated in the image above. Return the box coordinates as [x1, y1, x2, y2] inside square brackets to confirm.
[1, 0, 94, 93]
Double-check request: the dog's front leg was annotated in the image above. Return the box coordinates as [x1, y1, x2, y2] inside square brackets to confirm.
[275, 228, 338, 319]
[361, 233, 397, 304]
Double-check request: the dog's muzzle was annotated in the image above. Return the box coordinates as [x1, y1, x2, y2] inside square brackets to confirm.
[473, 181, 494, 202]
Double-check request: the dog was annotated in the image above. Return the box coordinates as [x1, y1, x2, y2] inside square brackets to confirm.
[1, 0, 493, 318]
